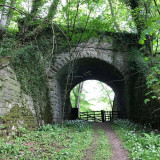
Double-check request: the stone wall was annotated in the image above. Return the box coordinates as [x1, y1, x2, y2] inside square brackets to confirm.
[0, 59, 36, 137]
[47, 78, 62, 123]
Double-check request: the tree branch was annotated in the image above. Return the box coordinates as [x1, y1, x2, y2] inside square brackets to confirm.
[153, 0, 160, 15]
[0, 4, 26, 15]
[108, 0, 121, 32]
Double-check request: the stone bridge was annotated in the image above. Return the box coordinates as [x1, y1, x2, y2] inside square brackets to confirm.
[47, 37, 133, 122]
[1, 33, 159, 133]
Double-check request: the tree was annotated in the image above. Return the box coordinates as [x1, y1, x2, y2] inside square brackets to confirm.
[72, 82, 83, 110]
[98, 82, 114, 110]
[107, 0, 121, 32]
[70, 82, 92, 112]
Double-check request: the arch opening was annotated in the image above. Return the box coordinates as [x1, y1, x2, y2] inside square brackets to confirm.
[49, 55, 129, 122]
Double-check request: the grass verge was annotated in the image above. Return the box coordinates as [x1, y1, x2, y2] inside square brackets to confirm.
[112, 119, 160, 160]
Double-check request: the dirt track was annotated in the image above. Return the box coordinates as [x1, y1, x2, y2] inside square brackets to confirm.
[83, 122, 129, 160]
[103, 122, 129, 160]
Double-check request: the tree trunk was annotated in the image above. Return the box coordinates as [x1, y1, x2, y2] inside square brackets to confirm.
[73, 82, 84, 111]
[127, 0, 144, 35]
[76, 82, 83, 111]
[100, 82, 113, 109]
[106, 89, 113, 109]
[6, 0, 15, 27]
[0, 0, 11, 38]
[47, 0, 60, 20]
[31, 0, 42, 15]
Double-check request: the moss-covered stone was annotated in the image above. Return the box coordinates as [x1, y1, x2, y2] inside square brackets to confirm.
[0, 104, 36, 138]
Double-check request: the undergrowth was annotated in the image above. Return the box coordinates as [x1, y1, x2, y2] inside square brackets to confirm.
[0, 120, 93, 160]
[112, 119, 160, 160]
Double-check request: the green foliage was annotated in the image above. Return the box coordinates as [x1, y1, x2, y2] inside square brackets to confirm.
[12, 45, 47, 104]
[0, 34, 53, 122]
[138, 1, 160, 54]
[112, 119, 160, 160]
[70, 84, 93, 112]
[0, 36, 18, 56]
[145, 63, 160, 103]
[78, 106, 92, 112]
[98, 82, 114, 110]
[144, 98, 150, 104]
[129, 49, 149, 72]
[70, 81, 115, 112]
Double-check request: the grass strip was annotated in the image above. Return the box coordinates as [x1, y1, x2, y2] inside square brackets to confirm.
[94, 127, 111, 160]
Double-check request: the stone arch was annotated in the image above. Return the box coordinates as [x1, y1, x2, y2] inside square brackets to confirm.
[47, 43, 130, 122]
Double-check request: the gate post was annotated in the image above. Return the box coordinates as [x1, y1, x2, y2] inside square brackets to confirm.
[71, 108, 79, 120]
[101, 110, 105, 122]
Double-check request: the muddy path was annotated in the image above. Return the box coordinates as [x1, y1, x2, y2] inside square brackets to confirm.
[83, 122, 129, 160]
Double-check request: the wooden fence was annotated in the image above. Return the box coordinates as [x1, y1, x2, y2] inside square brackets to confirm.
[79, 111, 120, 122]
